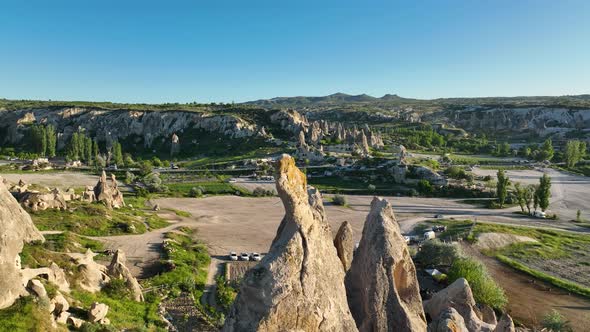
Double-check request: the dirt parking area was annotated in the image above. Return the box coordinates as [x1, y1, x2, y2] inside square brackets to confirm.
[472, 167, 590, 221]
[0, 171, 101, 189]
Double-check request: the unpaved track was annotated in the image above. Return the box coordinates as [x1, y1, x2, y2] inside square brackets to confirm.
[463, 244, 590, 331]
[1, 172, 100, 188]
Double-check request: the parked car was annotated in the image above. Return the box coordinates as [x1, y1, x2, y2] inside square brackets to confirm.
[432, 225, 447, 232]
[250, 253, 262, 261]
[533, 211, 546, 219]
[403, 236, 411, 244]
[434, 214, 444, 219]
[229, 252, 238, 261]
[240, 253, 250, 261]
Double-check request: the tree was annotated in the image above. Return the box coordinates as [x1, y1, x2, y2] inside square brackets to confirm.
[536, 174, 551, 212]
[139, 160, 153, 177]
[92, 140, 99, 159]
[45, 125, 57, 157]
[564, 140, 587, 168]
[85, 137, 93, 164]
[417, 179, 433, 195]
[66, 132, 80, 161]
[537, 139, 554, 161]
[496, 169, 509, 208]
[30, 125, 47, 156]
[112, 141, 124, 166]
[525, 185, 535, 214]
[514, 183, 526, 213]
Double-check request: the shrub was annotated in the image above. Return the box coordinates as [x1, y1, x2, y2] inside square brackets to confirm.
[417, 179, 433, 195]
[124, 171, 135, 185]
[542, 310, 572, 332]
[367, 184, 376, 192]
[447, 257, 507, 310]
[415, 240, 462, 268]
[189, 187, 203, 198]
[102, 279, 132, 300]
[252, 187, 275, 197]
[332, 194, 347, 206]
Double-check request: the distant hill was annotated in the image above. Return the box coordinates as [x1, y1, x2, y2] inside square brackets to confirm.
[244, 93, 590, 110]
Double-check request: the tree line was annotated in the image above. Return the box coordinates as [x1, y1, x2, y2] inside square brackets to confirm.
[496, 169, 552, 214]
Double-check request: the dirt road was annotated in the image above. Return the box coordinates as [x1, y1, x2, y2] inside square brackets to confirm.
[1, 172, 101, 188]
[463, 244, 590, 331]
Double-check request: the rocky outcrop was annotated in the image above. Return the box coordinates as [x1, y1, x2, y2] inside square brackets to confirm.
[74, 249, 111, 293]
[430, 107, 590, 138]
[94, 171, 125, 209]
[493, 314, 515, 332]
[107, 249, 144, 302]
[428, 308, 469, 332]
[346, 197, 427, 332]
[424, 278, 495, 332]
[20, 262, 70, 293]
[223, 155, 358, 332]
[17, 188, 67, 211]
[0, 176, 45, 309]
[88, 302, 109, 323]
[334, 221, 354, 272]
[0, 107, 264, 150]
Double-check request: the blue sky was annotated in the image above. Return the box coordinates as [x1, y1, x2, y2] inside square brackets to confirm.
[1, 0, 589, 103]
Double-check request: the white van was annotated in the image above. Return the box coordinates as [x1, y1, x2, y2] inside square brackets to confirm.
[424, 231, 436, 240]
[533, 211, 546, 219]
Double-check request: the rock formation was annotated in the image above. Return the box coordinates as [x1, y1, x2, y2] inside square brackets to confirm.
[107, 249, 144, 302]
[346, 197, 427, 332]
[493, 314, 515, 332]
[222, 155, 358, 332]
[424, 278, 495, 332]
[74, 249, 111, 293]
[334, 221, 354, 272]
[428, 307, 469, 332]
[0, 176, 45, 309]
[17, 188, 67, 211]
[88, 302, 109, 323]
[94, 171, 125, 209]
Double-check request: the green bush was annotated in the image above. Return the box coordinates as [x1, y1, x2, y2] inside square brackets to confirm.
[448, 257, 507, 310]
[542, 310, 572, 332]
[415, 240, 461, 268]
[417, 179, 433, 194]
[332, 194, 347, 206]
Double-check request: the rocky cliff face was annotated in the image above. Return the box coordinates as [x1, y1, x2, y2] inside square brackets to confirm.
[428, 107, 590, 137]
[0, 107, 264, 149]
[345, 197, 427, 332]
[223, 155, 358, 332]
[0, 177, 45, 309]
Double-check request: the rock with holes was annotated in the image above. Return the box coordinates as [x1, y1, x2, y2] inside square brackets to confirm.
[50, 292, 70, 314]
[0, 177, 45, 309]
[222, 154, 358, 332]
[424, 278, 495, 332]
[334, 221, 354, 272]
[74, 249, 111, 293]
[107, 249, 144, 302]
[428, 307, 469, 332]
[345, 197, 427, 332]
[94, 171, 125, 209]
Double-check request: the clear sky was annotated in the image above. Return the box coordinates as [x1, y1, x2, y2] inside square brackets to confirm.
[1, 0, 589, 103]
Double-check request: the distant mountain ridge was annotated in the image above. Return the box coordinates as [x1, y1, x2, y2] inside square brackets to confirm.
[244, 92, 590, 109]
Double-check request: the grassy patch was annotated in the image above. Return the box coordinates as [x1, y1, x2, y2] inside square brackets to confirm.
[146, 230, 210, 302]
[0, 297, 59, 332]
[496, 255, 590, 298]
[429, 219, 590, 298]
[165, 181, 249, 197]
[29, 201, 168, 236]
[71, 290, 164, 330]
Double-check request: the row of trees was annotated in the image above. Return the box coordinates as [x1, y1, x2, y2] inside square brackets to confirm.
[29, 124, 57, 157]
[497, 170, 552, 213]
[66, 132, 98, 163]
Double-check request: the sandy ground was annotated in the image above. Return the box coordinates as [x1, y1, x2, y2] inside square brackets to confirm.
[463, 244, 590, 331]
[472, 167, 590, 221]
[475, 232, 537, 250]
[0, 172, 101, 188]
